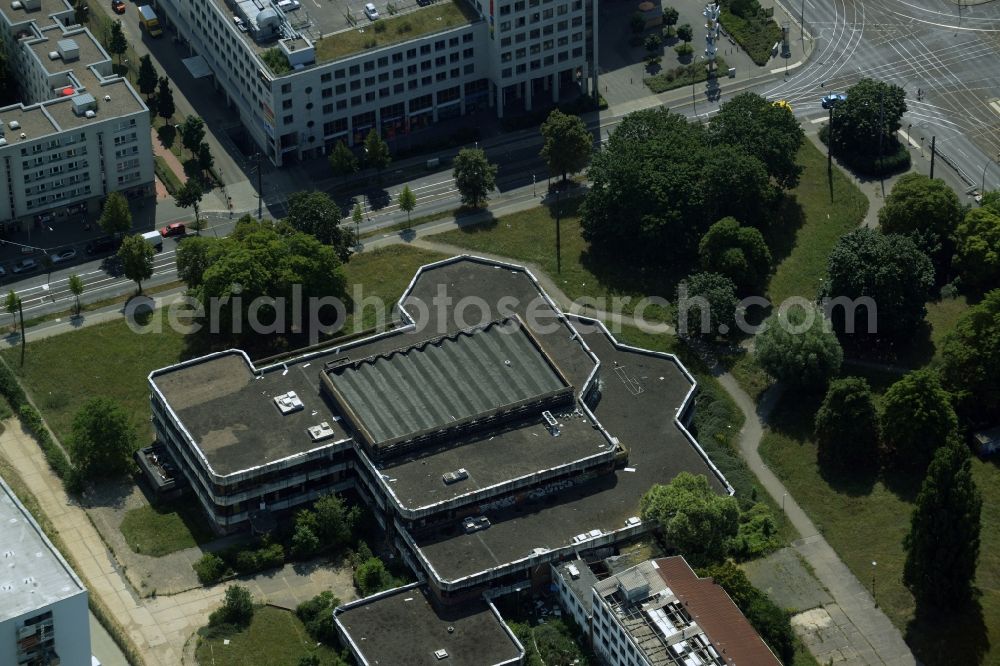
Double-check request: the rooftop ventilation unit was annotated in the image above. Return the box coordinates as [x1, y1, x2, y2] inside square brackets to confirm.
[307, 421, 335, 442]
[104, 94, 111, 102]
[542, 410, 560, 437]
[48, 51, 61, 60]
[434, 649, 449, 660]
[441, 468, 469, 485]
[56, 38, 80, 62]
[625, 516, 641, 527]
[567, 564, 581, 579]
[11, 1, 23, 9]
[274, 390, 304, 414]
[0, 138, 6, 146]
[19, 133, 26, 139]
[84, 110, 95, 118]
[71, 93, 96, 116]
[8, 120, 19, 130]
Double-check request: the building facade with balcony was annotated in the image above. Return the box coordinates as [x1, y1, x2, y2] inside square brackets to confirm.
[0, 0, 154, 232]
[0, 476, 92, 666]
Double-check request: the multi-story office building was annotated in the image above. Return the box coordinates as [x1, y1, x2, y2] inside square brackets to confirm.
[553, 557, 782, 666]
[156, 0, 596, 165]
[0, 476, 93, 666]
[0, 0, 154, 233]
[149, 255, 732, 605]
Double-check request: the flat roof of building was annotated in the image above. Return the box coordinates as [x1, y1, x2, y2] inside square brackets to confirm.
[553, 558, 599, 615]
[413, 315, 729, 581]
[336, 584, 523, 666]
[325, 317, 571, 452]
[151, 351, 352, 477]
[379, 402, 611, 512]
[0, 0, 72, 26]
[0, 476, 86, 623]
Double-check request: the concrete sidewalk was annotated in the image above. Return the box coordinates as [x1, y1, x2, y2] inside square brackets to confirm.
[719, 376, 916, 666]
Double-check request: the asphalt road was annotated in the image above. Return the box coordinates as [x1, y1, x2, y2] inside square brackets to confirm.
[760, 0, 1000, 192]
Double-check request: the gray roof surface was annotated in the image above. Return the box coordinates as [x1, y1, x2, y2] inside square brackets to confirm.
[414, 316, 727, 581]
[326, 318, 569, 449]
[554, 558, 599, 615]
[151, 352, 351, 477]
[0, 476, 85, 622]
[379, 404, 611, 511]
[337, 585, 522, 666]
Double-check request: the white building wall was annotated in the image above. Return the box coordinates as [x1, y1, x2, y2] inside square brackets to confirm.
[0, 584, 90, 666]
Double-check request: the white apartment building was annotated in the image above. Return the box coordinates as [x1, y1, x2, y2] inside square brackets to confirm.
[0, 476, 92, 666]
[0, 0, 153, 233]
[554, 557, 782, 666]
[155, 0, 596, 166]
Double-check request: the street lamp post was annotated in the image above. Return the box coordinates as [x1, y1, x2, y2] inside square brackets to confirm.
[871, 561, 878, 607]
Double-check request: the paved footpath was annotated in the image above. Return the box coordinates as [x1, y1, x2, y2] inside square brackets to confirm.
[720, 376, 917, 666]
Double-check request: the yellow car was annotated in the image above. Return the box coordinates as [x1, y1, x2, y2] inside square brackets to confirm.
[772, 99, 792, 112]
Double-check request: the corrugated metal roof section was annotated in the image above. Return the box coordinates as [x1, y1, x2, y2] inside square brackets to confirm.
[328, 318, 569, 446]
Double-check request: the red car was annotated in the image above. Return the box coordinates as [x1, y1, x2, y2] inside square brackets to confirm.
[112, 0, 126, 14]
[160, 222, 186, 237]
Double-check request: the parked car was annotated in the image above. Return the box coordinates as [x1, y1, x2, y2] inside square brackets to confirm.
[85, 236, 117, 256]
[12, 258, 38, 274]
[821, 92, 847, 109]
[160, 222, 186, 238]
[0, 265, 6, 278]
[112, 0, 126, 13]
[50, 248, 77, 264]
[233, 15, 247, 31]
[364, 2, 380, 19]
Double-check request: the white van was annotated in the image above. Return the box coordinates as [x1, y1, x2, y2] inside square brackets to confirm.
[141, 230, 163, 251]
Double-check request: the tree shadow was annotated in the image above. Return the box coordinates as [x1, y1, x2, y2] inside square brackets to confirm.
[839, 321, 935, 369]
[880, 466, 925, 503]
[156, 124, 176, 149]
[907, 597, 989, 666]
[761, 193, 806, 266]
[817, 461, 878, 496]
[367, 187, 391, 211]
[452, 206, 498, 233]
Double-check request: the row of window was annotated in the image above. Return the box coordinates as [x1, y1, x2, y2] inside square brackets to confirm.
[499, 2, 575, 17]
[501, 32, 581, 61]
[500, 47, 581, 76]
[24, 183, 91, 209]
[23, 171, 90, 195]
[499, 12, 582, 32]
[279, 66, 477, 125]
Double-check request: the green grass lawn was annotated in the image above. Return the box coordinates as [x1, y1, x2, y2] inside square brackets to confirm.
[760, 389, 1000, 665]
[119, 498, 215, 556]
[195, 606, 343, 666]
[766, 141, 870, 305]
[433, 197, 674, 322]
[315, 0, 478, 62]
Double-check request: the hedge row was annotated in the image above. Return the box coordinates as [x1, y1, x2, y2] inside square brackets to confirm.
[644, 57, 729, 95]
[194, 541, 286, 585]
[819, 125, 913, 176]
[0, 358, 78, 492]
[719, 9, 782, 66]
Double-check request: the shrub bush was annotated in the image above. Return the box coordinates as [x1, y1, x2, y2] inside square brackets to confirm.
[718, 6, 781, 65]
[296, 591, 341, 645]
[194, 553, 226, 585]
[674, 42, 693, 57]
[818, 125, 912, 176]
[209, 585, 254, 628]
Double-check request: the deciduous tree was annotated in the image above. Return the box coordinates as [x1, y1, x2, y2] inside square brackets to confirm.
[828, 78, 907, 161]
[640, 472, 739, 566]
[698, 217, 772, 292]
[673, 271, 739, 339]
[178, 116, 205, 158]
[940, 289, 1000, 425]
[285, 191, 353, 261]
[539, 109, 593, 185]
[881, 369, 958, 470]
[68, 274, 84, 316]
[397, 185, 416, 227]
[453, 148, 498, 208]
[68, 397, 136, 478]
[822, 228, 935, 338]
[755, 304, 842, 389]
[953, 207, 1000, 291]
[903, 440, 981, 609]
[677, 23, 693, 42]
[174, 179, 204, 233]
[814, 377, 879, 470]
[328, 140, 358, 181]
[108, 20, 127, 67]
[708, 92, 805, 189]
[137, 54, 158, 100]
[878, 173, 963, 272]
[117, 234, 154, 293]
[699, 146, 775, 227]
[176, 236, 214, 288]
[363, 129, 391, 177]
[99, 191, 132, 235]
[156, 76, 175, 122]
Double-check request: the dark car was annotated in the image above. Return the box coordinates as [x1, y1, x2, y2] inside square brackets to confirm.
[821, 93, 847, 109]
[12, 258, 38, 274]
[85, 236, 117, 256]
[112, 0, 126, 13]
